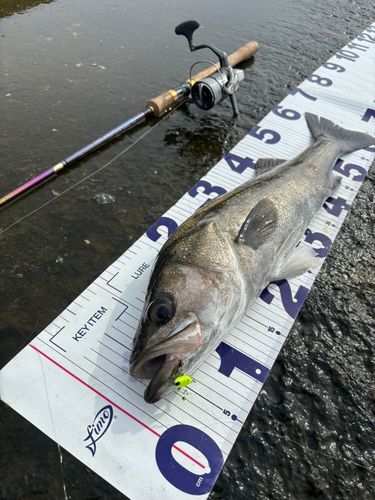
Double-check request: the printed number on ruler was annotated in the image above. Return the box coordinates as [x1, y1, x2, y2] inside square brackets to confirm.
[222, 409, 238, 421]
[260, 280, 309, 319]
[268, 325, 281, 336]
[357, 32, 375, 44]
[304, 229, 332, 257]
[334, 159, 366, 182]
[335, 48, 360, 62]
[323, 62, 346, 72]
[323, 196, 350, 217]
[188, 180, 227, 200]
[156, 425, 224, 495]
[225, 153, 256, 174]
[272, 106, 301, 120]
[249, 126, 280, 144]
[147, 217, 178, 242]
[290, 88, 317, 101]
[215, 342, 269, 383]
[307, 74, 333, 87]
[362, 109, 375, 122]
[346, 41, 371, 53]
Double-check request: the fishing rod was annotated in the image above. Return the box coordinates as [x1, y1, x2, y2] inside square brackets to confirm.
[0, 20, 258, 208]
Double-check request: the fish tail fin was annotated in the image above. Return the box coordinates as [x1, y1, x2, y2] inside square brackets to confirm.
[305, 112, 375, 155]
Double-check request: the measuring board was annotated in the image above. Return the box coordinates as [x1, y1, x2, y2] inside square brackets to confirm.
[1, 24, 375, 500]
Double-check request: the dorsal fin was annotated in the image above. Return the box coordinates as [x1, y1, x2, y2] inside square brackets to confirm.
[255, 158, 286, 176]
[236, 198, 278, 249]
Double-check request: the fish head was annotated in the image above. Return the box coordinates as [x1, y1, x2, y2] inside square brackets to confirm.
[129, 260, 234, 404]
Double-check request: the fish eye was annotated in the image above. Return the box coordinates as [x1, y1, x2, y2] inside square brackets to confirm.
[148, 298, 175, 325]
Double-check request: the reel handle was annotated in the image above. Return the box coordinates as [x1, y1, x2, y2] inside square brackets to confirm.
[147, 41, 259, 116]
[175, 20, 200, 51]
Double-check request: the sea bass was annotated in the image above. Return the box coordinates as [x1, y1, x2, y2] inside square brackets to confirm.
[129, 113, 374, 403]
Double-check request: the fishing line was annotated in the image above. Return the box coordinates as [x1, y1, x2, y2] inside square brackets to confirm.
[38, 353, 69, 500]
[0, 99, 187, 236]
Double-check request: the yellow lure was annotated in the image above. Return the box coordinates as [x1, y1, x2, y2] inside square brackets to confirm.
[174, 375, 192, 388]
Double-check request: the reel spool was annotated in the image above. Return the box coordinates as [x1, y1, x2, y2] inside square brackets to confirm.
[190, 62, 244, 111]
[175, 20, 245, 116]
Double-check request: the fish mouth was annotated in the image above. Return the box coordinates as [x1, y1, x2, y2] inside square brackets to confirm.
[129, 314, 202, 403]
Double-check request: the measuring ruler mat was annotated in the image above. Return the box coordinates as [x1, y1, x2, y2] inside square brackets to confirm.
[1, 24, 375, 500]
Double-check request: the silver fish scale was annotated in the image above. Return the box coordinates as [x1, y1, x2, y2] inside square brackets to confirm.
[199, 139, 342, 257]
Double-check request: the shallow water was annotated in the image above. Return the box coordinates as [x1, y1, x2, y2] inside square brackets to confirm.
[1, 0, 375, 498]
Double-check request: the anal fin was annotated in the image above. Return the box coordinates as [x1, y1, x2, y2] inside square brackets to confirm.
[273, 243, 321, 281]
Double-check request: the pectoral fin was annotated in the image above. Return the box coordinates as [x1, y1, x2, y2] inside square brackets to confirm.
[237, 198, 278, 250]
[273, 243, 321, 281]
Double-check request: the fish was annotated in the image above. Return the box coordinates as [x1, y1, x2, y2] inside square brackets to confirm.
[129, 113, 375, 404]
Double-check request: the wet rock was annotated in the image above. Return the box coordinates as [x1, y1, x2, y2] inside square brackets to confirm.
[93, 193, 116, 205]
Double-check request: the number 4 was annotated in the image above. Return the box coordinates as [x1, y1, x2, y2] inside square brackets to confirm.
[362, 108, 375, 122]
[323, 196, 350, 217]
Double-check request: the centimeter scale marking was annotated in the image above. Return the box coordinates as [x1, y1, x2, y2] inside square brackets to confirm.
[1, 23, 375, 500]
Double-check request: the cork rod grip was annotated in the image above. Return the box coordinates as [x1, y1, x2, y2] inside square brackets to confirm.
[147, 40, 259, 116]
[191, 41, 259, 82]
[146, 90, 177, 117]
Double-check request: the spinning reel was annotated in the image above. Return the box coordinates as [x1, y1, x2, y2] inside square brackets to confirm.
[175, 20, 244, 116]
